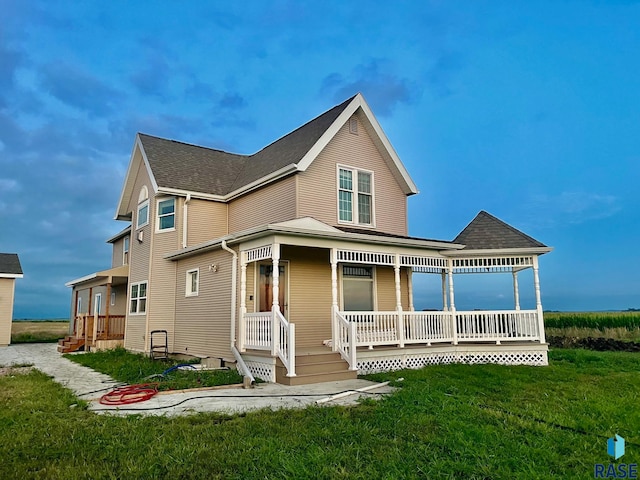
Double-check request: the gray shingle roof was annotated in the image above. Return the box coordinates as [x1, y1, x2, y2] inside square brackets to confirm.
[453, 211, 546, 250]
[0, 253, 23, 275]
[139, 95, 355, 196]
[335, 226, 456, 245]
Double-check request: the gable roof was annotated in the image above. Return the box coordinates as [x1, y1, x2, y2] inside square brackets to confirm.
[116, 94, 418, 218]
[0, 253, 23, 277]
[453, 211, 547, 250]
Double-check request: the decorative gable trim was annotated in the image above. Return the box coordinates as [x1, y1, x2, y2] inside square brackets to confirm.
[114, 134, 160, 220]
[296, 93, 419, 196]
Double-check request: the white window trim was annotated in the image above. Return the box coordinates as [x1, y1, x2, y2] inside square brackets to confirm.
[339, 264, 378, 311]
[94, 293, 102, 315]
[77, 297, 82, 314]
[186, 268, 199, 297]
[336, 164, 375, 228]
[129, 281, 148, 315]
[137, 199, 149, 230]
[156, 197, 176, 233]
[123, 236, 130, 265]
[110, 292, 116, 306]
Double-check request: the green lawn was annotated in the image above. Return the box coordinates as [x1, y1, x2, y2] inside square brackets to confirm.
[1, 349, 638, 479]
[65, 347, 244, 391]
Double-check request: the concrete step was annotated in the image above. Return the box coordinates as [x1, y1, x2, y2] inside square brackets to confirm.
[276, 368, 357, 386]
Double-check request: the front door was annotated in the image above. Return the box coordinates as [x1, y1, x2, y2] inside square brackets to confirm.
[258, 262, 288, 318]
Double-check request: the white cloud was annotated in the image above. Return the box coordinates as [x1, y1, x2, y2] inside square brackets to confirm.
[525, 191, 621, 228]
[0, 178, 21, 192]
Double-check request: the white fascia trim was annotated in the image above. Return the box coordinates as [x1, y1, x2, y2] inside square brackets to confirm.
[0, 273, 23, 279]
[156, 187, 226, 202]
[114, 135, 159, 220]
[225, 164, 298, 200]
[165, 225, 462, 261]
[441, 247, 553, 257]
[296, 93, 419, 195]
[65, 273, 98, 287]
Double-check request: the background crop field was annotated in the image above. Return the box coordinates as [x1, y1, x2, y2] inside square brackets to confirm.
[11, 321, 69, 344]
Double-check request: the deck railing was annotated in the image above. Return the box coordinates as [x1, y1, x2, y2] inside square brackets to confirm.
[241, 311, 296, 377]
[335, 311, 357, 370]
[337, 309, 540, 349]
[75, 314, 126, 342]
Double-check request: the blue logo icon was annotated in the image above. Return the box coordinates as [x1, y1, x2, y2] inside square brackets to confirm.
[608, 435, 625, 461]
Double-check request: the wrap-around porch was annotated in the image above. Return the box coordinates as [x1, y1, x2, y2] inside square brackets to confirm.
[236, 240, 548, 382]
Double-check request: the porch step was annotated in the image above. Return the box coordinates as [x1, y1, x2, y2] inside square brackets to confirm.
[275, 351, 357, 386]
[57, 336, 85, 354]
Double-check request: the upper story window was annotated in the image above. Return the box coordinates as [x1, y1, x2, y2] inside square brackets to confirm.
[338, 166, 374, 226]
[157, 198, 175, 231]
[123, 236, 130, 265]
[137, 186, 149, 229]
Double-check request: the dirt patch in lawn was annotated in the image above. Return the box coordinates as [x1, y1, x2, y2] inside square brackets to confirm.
[0, 366, 34, 377]
[548, 336, 640, 352]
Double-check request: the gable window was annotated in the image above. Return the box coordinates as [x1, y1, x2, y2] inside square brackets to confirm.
[130, 281, 147, 314]
[186, 269, 199, 296]
[157, 198, 175, 231]
[342, 265, 375, 311]
[137, 200, 149, 229]
[123, 236, 130, 265]
[338, 166, 374, 226]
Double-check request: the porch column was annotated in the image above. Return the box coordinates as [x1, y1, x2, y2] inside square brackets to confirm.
[448, 259, 457, 345]
[239, 251, 247, 352]
[271, 243, 280, 356]
[105, 281, 112, 339]
[73, 290, 79, 335]
[512, 271, 520, 311]
[441, 270, 448, 311]
[394, 254, 404, 347]
[407, 269, 414, 312]
[330, 248, 339, 352]
[532, 256, 546, 343]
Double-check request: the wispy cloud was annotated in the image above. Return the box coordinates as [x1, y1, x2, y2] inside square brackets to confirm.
[320, 59, 421, 116]
[524, 191, 622, 228]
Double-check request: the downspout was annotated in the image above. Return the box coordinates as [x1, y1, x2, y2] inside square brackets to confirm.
[182, 194, 191, 248]
[221, 240, 255, 385]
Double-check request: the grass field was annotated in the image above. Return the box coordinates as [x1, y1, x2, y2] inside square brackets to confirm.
[11, 321, 69, 344]
[1, 349, 638, 479]
[544, 311, 640, 330]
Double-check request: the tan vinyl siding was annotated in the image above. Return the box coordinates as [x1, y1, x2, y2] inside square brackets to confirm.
[228, 175, 297, 234]
[111, 237, 126, 268]
[281, 246, 332, 349]
[297, 113, 408, 236]
[124, 158, 153, 352]
[109, 284, 128, 316]
[375, 266, 410, 311]
[147, 195, 181, 353]
[187, 199, 227, 246]
[174, 249, 233, 358]
[0, 278, 16, 346]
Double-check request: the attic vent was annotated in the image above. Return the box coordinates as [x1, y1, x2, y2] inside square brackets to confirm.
[349, 117, 358, 135]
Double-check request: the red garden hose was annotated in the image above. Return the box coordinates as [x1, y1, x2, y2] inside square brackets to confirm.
[99, 383, 159, 405]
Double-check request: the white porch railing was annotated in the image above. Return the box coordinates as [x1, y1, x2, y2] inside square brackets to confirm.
[241, 311, 296, 377]
[337, 309, 540, 351]
[335, 311, 357, 370]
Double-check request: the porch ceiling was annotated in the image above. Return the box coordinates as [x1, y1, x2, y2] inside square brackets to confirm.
[65, 265, 129, 287]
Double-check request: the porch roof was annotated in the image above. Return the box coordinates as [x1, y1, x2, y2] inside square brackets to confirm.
[65, 265, 129, 287]
[165, 217, 464, 261]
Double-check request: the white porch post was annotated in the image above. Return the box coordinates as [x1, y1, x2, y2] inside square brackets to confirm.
[532, 256, 546, 343]
[441, 270, 448, 311]
[448, 259, 458, 345]
[239, 251, 247, 352]
[512, 271, 521, 311]
[394, 254, 404, 347]
[330, 248, 339, 352]
[407, 269, 414, 312]
[271, 243, 280, 356]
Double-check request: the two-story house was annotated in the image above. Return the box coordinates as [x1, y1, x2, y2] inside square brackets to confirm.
[65, 93, 551, 385]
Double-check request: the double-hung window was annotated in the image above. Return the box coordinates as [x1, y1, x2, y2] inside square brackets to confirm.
[186, 269, 199, 296]
[342, 265, 375, 311]
[338, 166, 373, 226]
[157, 198, 175, 231]
[130, 281, 147, 314]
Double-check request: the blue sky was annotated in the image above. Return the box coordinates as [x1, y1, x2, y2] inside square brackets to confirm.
[1, 1, 638, 318]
